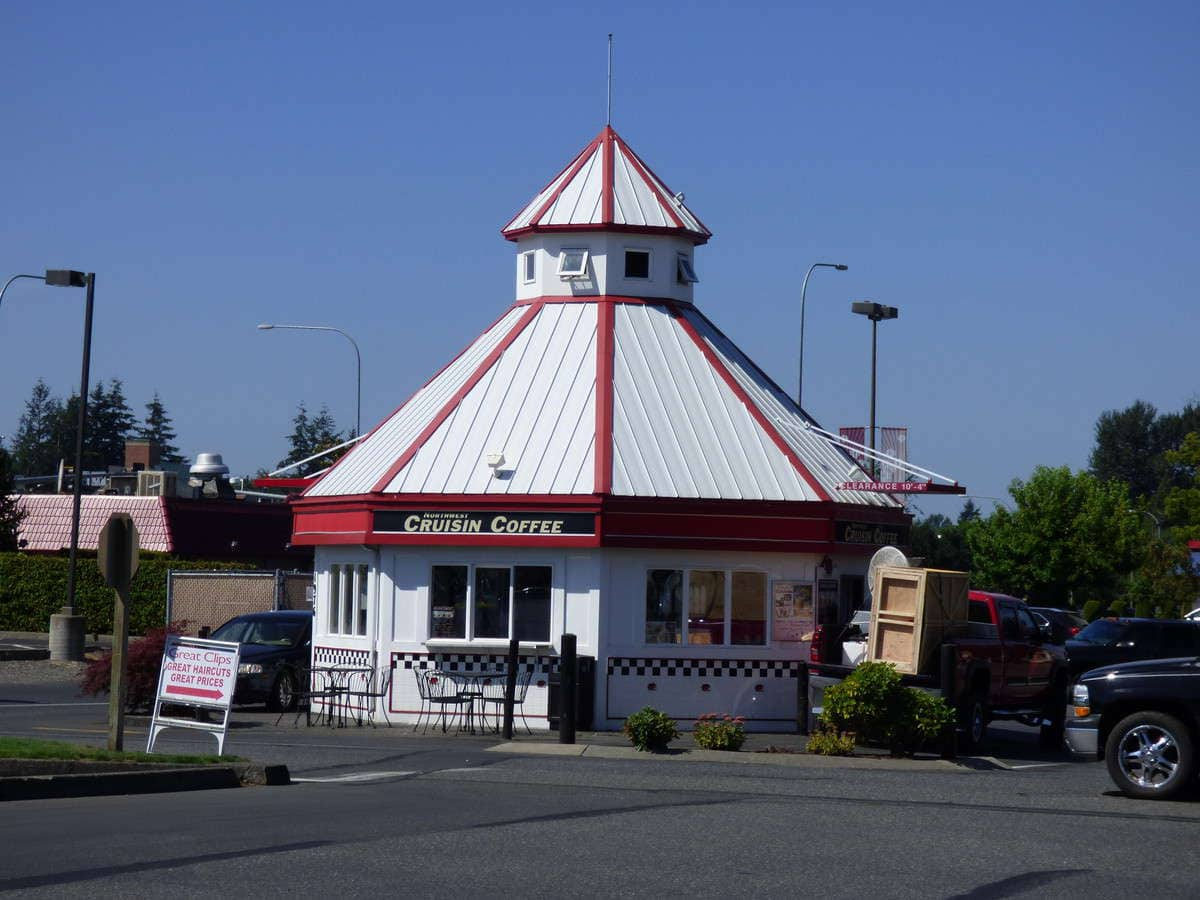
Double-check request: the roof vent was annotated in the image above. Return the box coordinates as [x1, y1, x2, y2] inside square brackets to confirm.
[190, 453, 230, 477]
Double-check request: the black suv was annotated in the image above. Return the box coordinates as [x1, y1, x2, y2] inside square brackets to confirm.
[1066, 656, 1200, 799]
[1065, 618, 1200, 679]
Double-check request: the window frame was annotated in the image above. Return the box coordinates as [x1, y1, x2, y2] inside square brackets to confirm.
[556, 247, 590, 278]
[644, 566, 769, 647]
[428, 561, 555, 644]
[520, 250, 536, 284]
[327, 562, 370, 638]
[624, 248, 652, 281]
[676, 254, 699, 284]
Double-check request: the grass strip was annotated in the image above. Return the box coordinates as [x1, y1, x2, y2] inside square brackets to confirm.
[0, 736, 236, 765]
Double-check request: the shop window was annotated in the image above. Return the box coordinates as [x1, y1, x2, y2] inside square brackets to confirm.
[624, 249, 651, 279]
[688, 570, 726, 645]
[430, 565, 468, 639]
[645, 569, 683, 644]
[429, 563, 553, 642]
[328, 563, 368, 637]
[645, 568, 767, 646]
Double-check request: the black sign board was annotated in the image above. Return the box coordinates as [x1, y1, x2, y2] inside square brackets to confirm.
[834, 520, 910, 546]
[374, 510, 595, 536]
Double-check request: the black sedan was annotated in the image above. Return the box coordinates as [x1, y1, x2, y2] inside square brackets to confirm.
[209, 610, 313, 711]
[1029, 606, 1087, 644]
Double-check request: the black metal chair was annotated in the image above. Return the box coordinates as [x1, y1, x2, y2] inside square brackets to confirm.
[413, 669, 470, 734]
[480, 667, 533, 735]
[278, 665, 336, 727]
[345, 662, 394, 727]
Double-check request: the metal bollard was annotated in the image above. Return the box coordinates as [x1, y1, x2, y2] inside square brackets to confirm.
[502, 638, 519, 740]
[559, 633, 577, 745]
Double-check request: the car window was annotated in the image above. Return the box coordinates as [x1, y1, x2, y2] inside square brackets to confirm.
[969, 600, 991, 624]
[211, 617, 308, 647]
[1160, 624, 1200, 655]
[998, 605, 1020, 641]
[1124, 623, 1158, 648]
[1016, 608, 1040, 640]
[210, 618, 253, 643]
[1074, 620, 1125, 645]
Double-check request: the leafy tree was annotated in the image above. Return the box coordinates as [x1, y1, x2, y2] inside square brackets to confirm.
[136, 392, 185, 463]
[1162, 432, 1200, 540]
[965, 466, 1144, 606]
[909, 514, 971, 572]
[0, 441, 24, 550]
[277, 404, 344, 477]
[1089, 400, 1159, 500]
[10, 379, 65, 477]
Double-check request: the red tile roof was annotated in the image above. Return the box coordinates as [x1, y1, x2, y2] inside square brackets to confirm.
[14, 495, 172, 552]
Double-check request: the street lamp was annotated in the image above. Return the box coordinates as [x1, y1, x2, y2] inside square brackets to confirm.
[257, 323, 362, 437]
[850, 300, 899, 479]
[798, 262, 848, 410]
[1127, 509, 1162, 539]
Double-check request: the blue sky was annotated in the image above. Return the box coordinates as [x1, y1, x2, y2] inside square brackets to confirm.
[2, 1, 1196, 517]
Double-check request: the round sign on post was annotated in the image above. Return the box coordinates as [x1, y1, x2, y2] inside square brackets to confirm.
[98, 513, 140, 593]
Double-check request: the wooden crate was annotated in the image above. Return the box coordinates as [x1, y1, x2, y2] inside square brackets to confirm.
[867, 566, 970, 674]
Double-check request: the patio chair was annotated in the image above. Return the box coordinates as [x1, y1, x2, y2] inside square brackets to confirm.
[480, 667, 533, 735]
[413, 668, 471, 734]
[277, 666, 336, 727]
[345, 662, 394, 727]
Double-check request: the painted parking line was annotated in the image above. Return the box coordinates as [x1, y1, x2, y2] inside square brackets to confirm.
[291, 771, 418, 783]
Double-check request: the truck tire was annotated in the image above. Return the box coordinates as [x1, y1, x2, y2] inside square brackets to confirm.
[959, 690, 988, 751]
[1039, 676, 1068, 748]
[1105, 711, 1195, 800]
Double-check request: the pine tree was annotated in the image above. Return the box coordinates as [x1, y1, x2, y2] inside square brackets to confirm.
[57, 379, 137, 471]
[136, 392, 185, 463]
[10, 379, 65, 477]
[278, 404, 344, 476]
[0, 441, 24, 550]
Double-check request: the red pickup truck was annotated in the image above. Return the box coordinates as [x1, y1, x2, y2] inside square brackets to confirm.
[808, 590, 1070, 749]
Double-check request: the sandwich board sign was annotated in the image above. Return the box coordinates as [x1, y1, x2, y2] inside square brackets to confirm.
[147, 635, 241, 756]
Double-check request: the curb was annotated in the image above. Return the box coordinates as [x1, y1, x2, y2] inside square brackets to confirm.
[0, 762, 291, 802]
[0, 649, 51, 662]
[486, 742, 963, 771]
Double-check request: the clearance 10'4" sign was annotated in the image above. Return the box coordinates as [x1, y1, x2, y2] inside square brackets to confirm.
[374, 510, 595, 536]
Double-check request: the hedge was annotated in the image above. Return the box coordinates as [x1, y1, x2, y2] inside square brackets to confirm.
[0, 553, 253, 635]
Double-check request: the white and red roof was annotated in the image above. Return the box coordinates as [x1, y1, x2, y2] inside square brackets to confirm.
[15, 495, 173, 552]
[502, 126, 711, 245]
[306, 298, 892, 507]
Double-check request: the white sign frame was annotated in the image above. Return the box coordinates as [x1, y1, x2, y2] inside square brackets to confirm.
[147, 635, 241, 756]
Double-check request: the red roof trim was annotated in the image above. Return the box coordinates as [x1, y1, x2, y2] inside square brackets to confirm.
[502, 223, 710, 245]
[601, 125, 615, 225]
[368, 301, 545, 493]
[501, 135, 600, 235]
[512, 293, 682, 308]
[523, 137, 602, 234]
[668, 303, 832, 502]
[615, 137, 683, 230]
[595, 299, 615, 495]
[255, 477, 318, 490]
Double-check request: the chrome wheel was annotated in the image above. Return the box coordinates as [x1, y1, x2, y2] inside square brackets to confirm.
[1117, 724, 1180, 790]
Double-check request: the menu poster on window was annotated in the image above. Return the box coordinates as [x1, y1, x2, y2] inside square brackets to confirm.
[772, 581, 814, 642]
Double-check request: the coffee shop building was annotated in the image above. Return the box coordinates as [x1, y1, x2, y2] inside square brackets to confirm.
[285, 125, 916, 731]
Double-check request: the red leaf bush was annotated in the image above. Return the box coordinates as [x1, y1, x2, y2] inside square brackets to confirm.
[80, 621, 189, 713]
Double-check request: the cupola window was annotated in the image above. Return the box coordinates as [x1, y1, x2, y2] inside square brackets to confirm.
[624, 249, 651, 279]
[556, 248, 589, 278]
[521, 251, 536, 284]
[677, 254, 699, 284]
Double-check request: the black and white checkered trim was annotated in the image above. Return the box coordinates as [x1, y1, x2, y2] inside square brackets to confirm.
[393, 652, 553, 675]
[314, 646, 371, 666]
[606, 657, 800, 678]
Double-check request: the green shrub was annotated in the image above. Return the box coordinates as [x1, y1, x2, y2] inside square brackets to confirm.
[0, 552, 262, 634]
[806, 724, 856, 756]
[1081, 600, 1103, 622]
[692, 713, 746, 751]
[819, 661, 954, 754]
[622, 706, 679, 752]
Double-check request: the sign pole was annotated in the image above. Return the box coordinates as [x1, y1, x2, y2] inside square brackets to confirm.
[98, 513, 140, 752]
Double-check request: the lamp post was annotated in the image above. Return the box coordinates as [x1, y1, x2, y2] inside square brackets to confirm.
[798, 262, 848, 410]
[1127, 509, 1162, 539]
[850, 300, 899, 479]
[257, 323, 362, 436]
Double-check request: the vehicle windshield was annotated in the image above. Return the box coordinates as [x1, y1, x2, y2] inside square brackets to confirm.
[210, 617, 307, 647]
[1073, 620, 1125, 646]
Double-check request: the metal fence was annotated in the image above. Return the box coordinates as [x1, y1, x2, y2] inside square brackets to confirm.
[166, 570, 314, 635]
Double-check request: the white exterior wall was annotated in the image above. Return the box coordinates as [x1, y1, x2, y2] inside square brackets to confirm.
[514, 233, 698, 304]
[313, 544, 869, 732]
